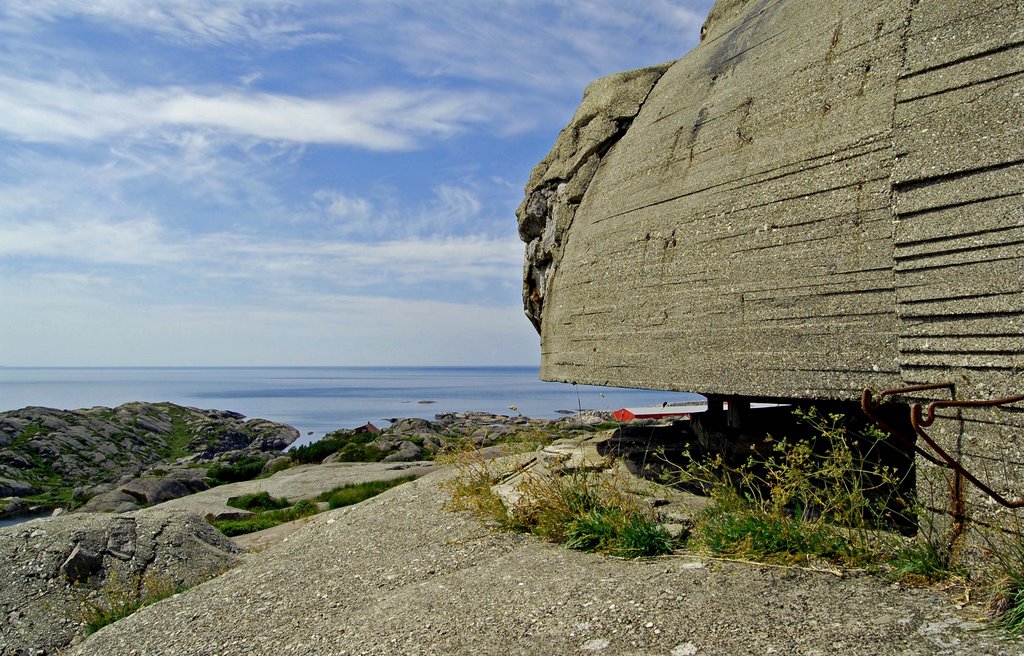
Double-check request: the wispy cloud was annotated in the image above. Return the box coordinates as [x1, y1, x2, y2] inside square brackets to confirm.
[0, 0, 324, 48]
[0, 215, 522, 290]
[0, 216, 181, 265]
[0, 75, 491, 149]
[0, 0, 713, 366]
[310, 183, 488, 239]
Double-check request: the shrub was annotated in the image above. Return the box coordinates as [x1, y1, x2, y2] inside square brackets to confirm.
[669, 407, 918, 567]
[317, 476, 416, 509]
[206, 456, 266, 486]
[288, 430, 382, 464]
[226, 491, 290, 512]
[332, 442, 385, 463]
[261, 458, 293, 477]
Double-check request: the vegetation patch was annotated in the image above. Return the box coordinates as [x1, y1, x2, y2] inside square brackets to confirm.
[226, 491, 290, 512]
[164, 407, 196, 459]
[317, 475, 417, 509]
[211, 499, 319, 537]
[443, 450, 676, 559]
[289, 430, 384, 464]
[80, 573, 185, 635]
[665, 408, 917, 568]
[206, 456, 266, 486]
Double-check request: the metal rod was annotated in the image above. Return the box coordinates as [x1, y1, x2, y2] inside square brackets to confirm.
[910, 402, 1024, 509]
[860, 388, 947, 468]
[861, 386, 1024, 509]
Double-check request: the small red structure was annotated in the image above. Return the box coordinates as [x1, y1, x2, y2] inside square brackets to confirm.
[612, 401, 786, 422]
[613, 403, 709, 422]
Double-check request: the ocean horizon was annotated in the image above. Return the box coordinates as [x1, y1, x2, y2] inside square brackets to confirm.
[0, 366, 702, 448]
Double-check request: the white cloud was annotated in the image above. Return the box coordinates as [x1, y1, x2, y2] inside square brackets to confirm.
[0, 215, 522, 287]
[308, 183, 488, 239]
[0, 216, 181, 265]
[0, 0, 323, 48]
[0, 75, 490, 149]
[315, 190, 374, 224]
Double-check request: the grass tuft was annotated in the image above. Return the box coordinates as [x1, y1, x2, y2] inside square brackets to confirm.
[443, 450, 676, 559]
[317, 476, 417, 509]
[80, 573, 184, 634]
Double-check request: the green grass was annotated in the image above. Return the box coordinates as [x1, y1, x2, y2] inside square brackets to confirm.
[211, 499, 319, 536]
[206, 456, 267, 486]
[317, 476, 417, 509]
[81, 574, 184, 634]
[164, 407, 195, 459]
[226, 491, 290, 512]
[696, 502, 856, 563]
[889, 538, 954, 582]
[997, 570, 1024, 637]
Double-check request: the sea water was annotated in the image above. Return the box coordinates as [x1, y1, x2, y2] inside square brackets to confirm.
[0, 367, 702, 447]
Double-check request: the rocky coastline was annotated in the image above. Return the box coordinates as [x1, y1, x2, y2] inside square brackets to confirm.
[0, 404, 1019, 655]
[0, 402, 300, 516]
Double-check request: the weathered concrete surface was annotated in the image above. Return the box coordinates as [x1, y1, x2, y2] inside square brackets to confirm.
[520, 0, 1024, 546]
[524, 0, 1019, 548]
[519, 62, 673, 331]
[521, 0, 1022, 401]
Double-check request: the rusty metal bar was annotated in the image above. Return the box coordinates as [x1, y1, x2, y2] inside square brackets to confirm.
[861, 384, 1024, 509]
[860, 387, 948, 468]
[916, 394, 1024, 428]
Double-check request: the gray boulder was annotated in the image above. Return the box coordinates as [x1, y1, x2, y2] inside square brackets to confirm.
[121, 475, 208, 506]
[0, 509, 241, 655]
[0, 476, 36, 498]
[381, 441, 424, 463]
[80, 490, 142, 513]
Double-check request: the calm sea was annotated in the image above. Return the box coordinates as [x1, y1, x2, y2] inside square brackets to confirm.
[0, 367, 702, 447]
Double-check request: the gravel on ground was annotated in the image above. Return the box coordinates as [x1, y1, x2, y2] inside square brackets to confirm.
[67, 467, 1020, 656]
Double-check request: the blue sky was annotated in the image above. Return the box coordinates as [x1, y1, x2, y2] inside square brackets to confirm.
[0, 0, 711, 366]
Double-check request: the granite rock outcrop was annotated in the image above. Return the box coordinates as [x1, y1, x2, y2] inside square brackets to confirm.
[0, 402, 298, 511]
[0, 509, 241, 655]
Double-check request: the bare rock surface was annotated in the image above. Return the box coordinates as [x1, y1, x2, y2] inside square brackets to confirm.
[68, 468, 1016, 656]
[0, 508, 241, 655]
[154, 460, 439, 521]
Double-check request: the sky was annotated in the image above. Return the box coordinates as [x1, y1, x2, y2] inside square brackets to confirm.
[0, 0, 712, 367]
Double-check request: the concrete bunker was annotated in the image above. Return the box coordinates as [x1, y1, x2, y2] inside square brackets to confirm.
[519, 0, 1024, 558]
